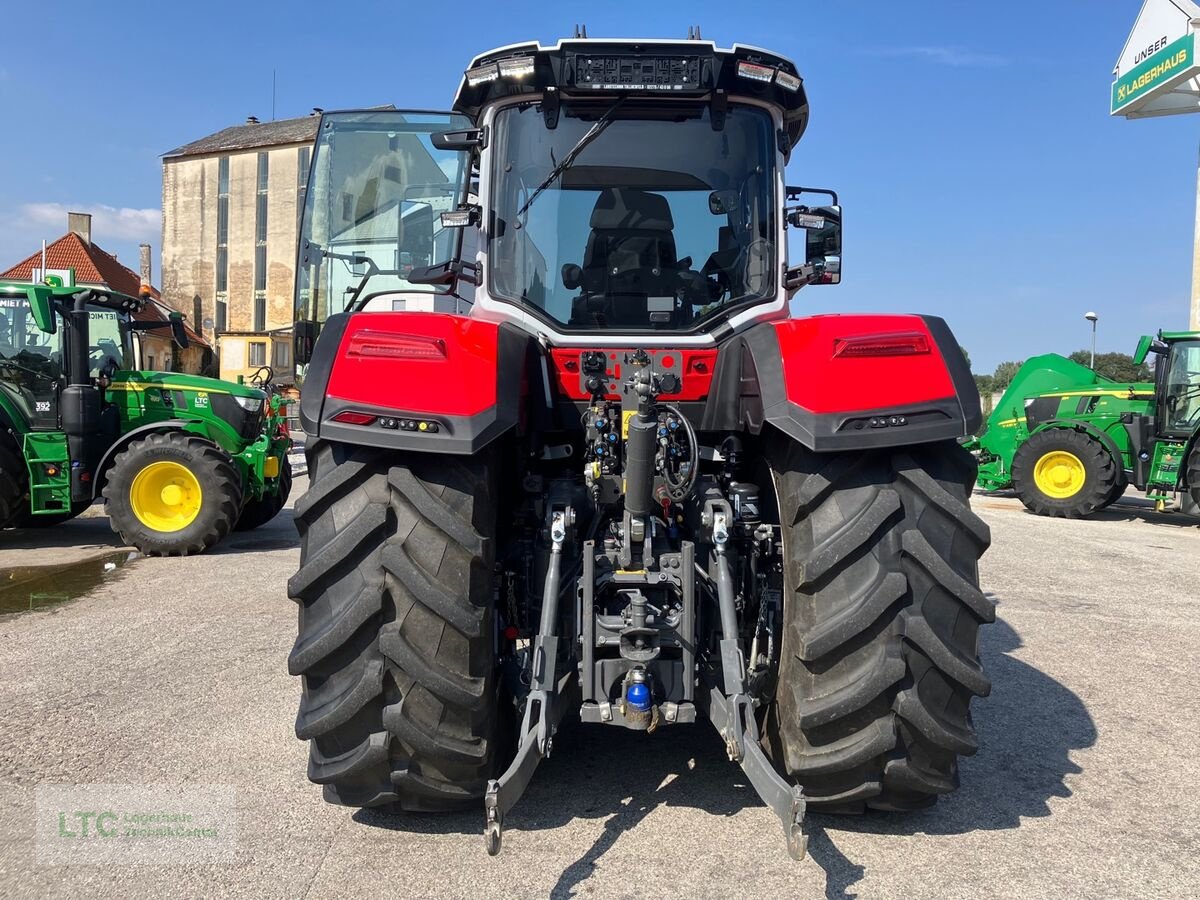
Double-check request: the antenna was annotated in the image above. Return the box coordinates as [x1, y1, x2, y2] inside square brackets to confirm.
[687, 25, 702, 40]
[573, 24, 588, 39]
[272, 69, 276, 121]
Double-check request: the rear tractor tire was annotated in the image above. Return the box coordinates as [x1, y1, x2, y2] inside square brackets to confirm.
[1188, 443, 1200, 511]
[1010, 429, 1118, 518]
[0, 427, 26, 529]
[103, 432, 242, 556]
[235, 458, 293, 531]
[287, 439, 501, 811]
[764, 438, 994, 812]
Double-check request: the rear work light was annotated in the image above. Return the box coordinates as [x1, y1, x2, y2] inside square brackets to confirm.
[498, 56, 536, 79]
[465, 62, 500, 86]
[346, 330, 448, 360]
[332, 410, 377, 426]
[833, 332, 932, 358]
[737, 61, 775, 83]
[775, 69, 801, 92]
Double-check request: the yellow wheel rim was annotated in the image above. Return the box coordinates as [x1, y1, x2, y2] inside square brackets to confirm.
[1033, 450, 1087, 499]
[129, 461, 203, 532]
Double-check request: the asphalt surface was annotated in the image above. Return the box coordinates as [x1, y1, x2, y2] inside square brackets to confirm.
[0, 483, 1197, 898]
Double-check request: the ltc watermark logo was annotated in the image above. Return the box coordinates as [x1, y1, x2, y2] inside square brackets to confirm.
[36, 784, 236, 864]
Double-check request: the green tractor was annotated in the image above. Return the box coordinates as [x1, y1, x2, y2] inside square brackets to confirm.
[0, 281, 293, 554]
[969, 333, 1200, 517]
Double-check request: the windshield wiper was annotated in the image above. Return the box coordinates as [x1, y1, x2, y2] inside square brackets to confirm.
[516, 99, 626, 220]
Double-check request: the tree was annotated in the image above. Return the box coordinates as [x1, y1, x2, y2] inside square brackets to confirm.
[1067, 350, 1151, 383]
[992, 360, 1024, 393]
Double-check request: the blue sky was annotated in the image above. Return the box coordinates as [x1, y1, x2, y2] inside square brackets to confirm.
[0, 0, 1193, 372]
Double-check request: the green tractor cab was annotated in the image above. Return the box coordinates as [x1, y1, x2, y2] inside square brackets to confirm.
[0, 281, 292, 554]
[968, 334, 1200, 518]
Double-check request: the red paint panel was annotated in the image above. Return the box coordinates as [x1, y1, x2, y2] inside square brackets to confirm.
[326, 313, 498, 416]
[548, 349, 717, 401]
[775, 315, 955, 414]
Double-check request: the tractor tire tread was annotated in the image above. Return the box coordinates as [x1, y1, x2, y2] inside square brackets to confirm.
[289, 438, 498, 813]
[0, 428, 27, 529]
[767, 438, 993, 813]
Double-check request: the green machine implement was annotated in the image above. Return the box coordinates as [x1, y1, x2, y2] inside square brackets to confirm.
[968, 335, 1200, 517]
[0, 281, 293, 554]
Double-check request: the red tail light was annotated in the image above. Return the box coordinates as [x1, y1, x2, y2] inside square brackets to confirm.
[833, 332, 931, 358]
[346, 330, 447, 360]
[332, 410, 377, 426]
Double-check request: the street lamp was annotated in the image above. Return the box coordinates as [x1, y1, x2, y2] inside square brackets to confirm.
[1084, 311, 1098, 369]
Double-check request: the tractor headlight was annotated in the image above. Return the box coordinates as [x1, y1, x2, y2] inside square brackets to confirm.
[234, 395, 265, 413]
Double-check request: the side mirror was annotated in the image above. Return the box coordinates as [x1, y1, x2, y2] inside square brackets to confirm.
[168, 312, 190, 349]
[1132, 334, 1167, 366]
[562, 263, 582, 290]
[294, 319, 317, 366]
[797, 204, 842, 286]
[708, 189, 739, 215]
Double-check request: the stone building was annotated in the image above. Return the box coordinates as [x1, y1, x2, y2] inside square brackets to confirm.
[0, 212, 211, 373]
[161, 113, 320, 384]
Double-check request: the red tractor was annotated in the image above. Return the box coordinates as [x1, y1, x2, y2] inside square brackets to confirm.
[288, 35, 992, 858]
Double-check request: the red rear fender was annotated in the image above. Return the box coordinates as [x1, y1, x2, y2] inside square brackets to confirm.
[299, 312, 528, 454]
[700, 315, 980, 451]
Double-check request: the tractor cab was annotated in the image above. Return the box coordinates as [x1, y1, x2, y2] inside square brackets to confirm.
[294, 40, 842, 368]
[1131, 330, 1200, 505]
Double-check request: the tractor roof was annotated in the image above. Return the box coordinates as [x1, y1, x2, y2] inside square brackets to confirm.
[452, 38, 809, 148]
[1162, 330, 1200, 341]
[0, 281, 145, 314]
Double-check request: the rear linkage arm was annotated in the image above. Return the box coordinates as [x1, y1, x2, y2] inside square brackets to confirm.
[484, 505, 574, 855]
[701, 499, 808, 860]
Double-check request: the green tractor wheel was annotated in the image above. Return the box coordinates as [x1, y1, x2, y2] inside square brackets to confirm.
[103, 431, 243, 556]
[0, 427, 26, 529]
[1011, 429, 1118, 518]
[235, 458, 293, 531]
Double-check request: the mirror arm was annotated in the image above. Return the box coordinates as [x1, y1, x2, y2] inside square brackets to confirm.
[409, 259, 480, 287]
[786, 185, 839, 205]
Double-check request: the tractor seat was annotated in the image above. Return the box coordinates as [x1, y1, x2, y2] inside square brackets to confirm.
[570, 188, 679, 327]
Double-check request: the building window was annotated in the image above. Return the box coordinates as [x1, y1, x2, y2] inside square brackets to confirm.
[249, 342, 267, 367]
[254, 152, 269, 331]
[273, 341, 290, 368]
[254, 293, 266, 332]
[146, 354, 156, 371]
[297, 145, 311, 232]
[215, 156, 230, 329]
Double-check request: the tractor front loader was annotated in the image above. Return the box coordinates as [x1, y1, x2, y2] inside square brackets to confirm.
[0, 282, 292, 554]
[287, 36, 993, 858]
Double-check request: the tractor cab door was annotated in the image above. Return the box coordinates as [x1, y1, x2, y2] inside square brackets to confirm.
[293, 110, 472, 382]
[0, 292, 63, 430]
[1159, 339, 1200, 439]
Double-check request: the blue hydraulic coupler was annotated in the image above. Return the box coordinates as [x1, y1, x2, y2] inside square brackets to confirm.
[626, 680, 652, 712]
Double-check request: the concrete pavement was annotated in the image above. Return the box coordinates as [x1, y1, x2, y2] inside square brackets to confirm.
[0, 482, 1197, 898]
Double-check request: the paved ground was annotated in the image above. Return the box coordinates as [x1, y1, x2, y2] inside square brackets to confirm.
[0, 482, 1197, 898]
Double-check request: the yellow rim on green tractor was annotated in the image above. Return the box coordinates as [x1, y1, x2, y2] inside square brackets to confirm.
[129, 461, 203, 532]
[1033, 450, 1087, 499]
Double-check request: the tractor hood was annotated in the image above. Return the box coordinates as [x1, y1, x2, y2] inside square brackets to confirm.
[117, 370, 266, 403]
